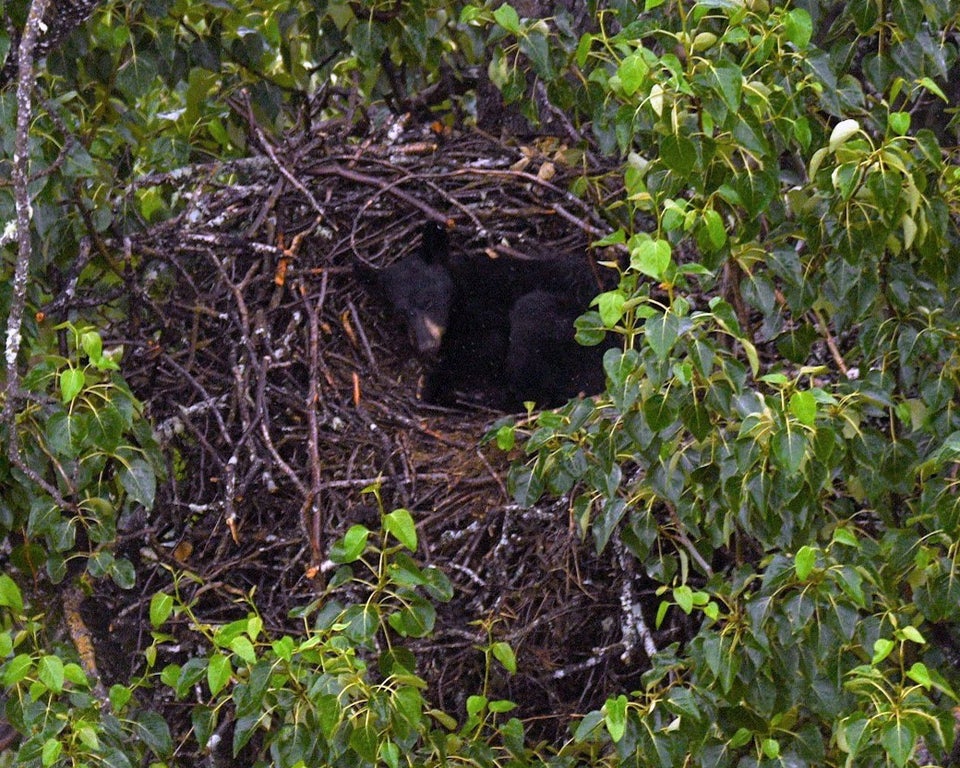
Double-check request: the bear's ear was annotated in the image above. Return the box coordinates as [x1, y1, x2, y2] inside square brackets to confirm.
[419, 222, 450, 265]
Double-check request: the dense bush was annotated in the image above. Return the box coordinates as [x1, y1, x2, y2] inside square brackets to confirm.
[0, 0, 958, 766]
[486, 0, 960, 764]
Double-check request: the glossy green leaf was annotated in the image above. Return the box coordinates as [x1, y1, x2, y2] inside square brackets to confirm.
[604, 694, 628, 742]
[119, 457, 157, 509]
[493, 3, 522, 35]
[881, 720, 914, 768]
[773, 430, 806, 474]
[645, 312, 680, 360]
[491, 641, 517, 674]
[783, 9, 812, 48]
[618, 53, 649, 97]
[0, 575, 24, 612]
[660, 134, 697, 176]
[789, 390, 816, 426]
[38, 654, 65, 693]
[207, 653, 231, 696]
[59, 367, 85, 403]
[795, 545, 816, 580]
[385, 508, 417, 551]
[630, 238, 672, 279]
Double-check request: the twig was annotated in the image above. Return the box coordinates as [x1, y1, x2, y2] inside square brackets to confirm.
[811, 307, 850, 378]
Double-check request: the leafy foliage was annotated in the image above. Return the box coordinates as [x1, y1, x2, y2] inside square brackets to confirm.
[483, 0, 960, 765]
[1, 0, 960, 766]
[0, 322, 160, 585]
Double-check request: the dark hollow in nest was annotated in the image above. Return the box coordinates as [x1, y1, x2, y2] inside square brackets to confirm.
[76, 118, 679, 745]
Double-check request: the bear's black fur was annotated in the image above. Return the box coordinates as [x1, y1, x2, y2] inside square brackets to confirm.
[506, 290, 607, 407]
[371, 223, 612, 409]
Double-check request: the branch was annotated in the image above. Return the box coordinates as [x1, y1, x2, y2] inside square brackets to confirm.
[0, 1, 104, 88]
[3, 0, 70, 506]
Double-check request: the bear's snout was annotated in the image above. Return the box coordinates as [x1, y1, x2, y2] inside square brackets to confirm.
[409, 313, 446, 357]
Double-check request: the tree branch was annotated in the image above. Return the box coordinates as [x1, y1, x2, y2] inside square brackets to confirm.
[3, 0, 70, 506]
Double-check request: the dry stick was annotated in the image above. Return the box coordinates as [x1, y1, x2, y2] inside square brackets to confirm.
[1, 0, 71, 508]
[204, 249, 274, 543]
[812, 307, 850, 378]
[237, 89, 326, 217]
[773, 285, 850, 377]
[330, 155, 487, 235]
[445, 167, 609, 233]
[615, 538, 659, 663]
[63, 584, 109, 706]
[301, 272, 328, 575]
[311, 164, 450, 225]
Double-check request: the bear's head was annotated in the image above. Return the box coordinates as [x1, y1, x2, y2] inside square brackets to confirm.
[379, 223, 454, 356]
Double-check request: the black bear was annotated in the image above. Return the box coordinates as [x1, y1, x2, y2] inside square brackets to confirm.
[371, 222, 611, 409]
[506, 290, 607, 407]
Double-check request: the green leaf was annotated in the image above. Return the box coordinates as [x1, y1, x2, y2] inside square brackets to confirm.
[761, 738, 780, 759]
[336, 525, 370, 563]
[594, 290, 627, 327]
[645, 312, 680, 360]
[829, 119, 860, 152]
[38, 654, 65, 693]
[899, 626, 925, 645]
[59, 367, 85, 403]
[643, 393, 677, 431]
[789, 390, 816, 426]
[630, 238, 672, 280]
[230, 636, 257, 665]
[783, 9, 812, 48]
[491, 642, 517, 674]
[660, 133, 697, 176]
[109, 557, 137, 589]
[888, 111, 910, 136]
[4, 654, 32, 685]
[207, 653, 231, 696]
[380, 740, 400, 768]
[387, 595, 436, 637]
[917, 76, 947, 102]
[706, 60, 742, 113]
[729, 727, 752, 748]
[674, 585, 694, 613]
[42, 738, 62, 767]
[467, 694, 487, 718]
[134, 710, 173, 757]
[795, 545, 816, 580]
[872, 638, 895, 664]
[773, 430, 806, 474]
[150, 592, 173, 628]
[0, 574, 24, 612]
[119, 457, 157, 509]
[907, 662, 932, 688]
[493, 3, 522, 35]
[109, 684, 133, 712]
[385, 508, 418, 551]
[80, 330, 103, 363]
[495, 425, 515, 451]
[604, 694, 628, 742]
[881, 720, 915, 768]
[702, 208, 727, 251]
[618, 53, 649, 97]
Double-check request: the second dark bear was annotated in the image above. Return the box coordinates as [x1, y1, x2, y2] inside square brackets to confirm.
[377, 222, 610, 409]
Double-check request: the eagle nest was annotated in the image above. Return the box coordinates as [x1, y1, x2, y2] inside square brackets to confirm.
[84, 116, 676, 738]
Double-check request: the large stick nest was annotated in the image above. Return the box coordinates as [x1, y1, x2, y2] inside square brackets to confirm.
[86, 117, 675, 739]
